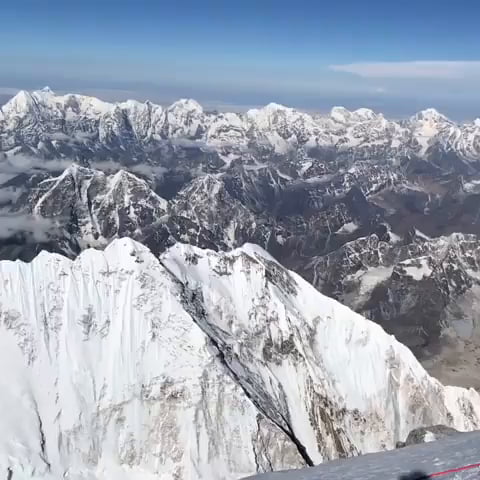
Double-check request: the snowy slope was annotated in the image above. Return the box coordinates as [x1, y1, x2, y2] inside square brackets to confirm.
[162, 244, 480, 464]
[244, 430, 480, 480]
[1, 239, 480, 479]
[0, 239, 303, 480]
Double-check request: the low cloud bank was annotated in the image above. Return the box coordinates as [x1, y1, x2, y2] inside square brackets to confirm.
[329, 61, 480, 79]
[0, 211, 57, 241]
[0, 154, 168, 180]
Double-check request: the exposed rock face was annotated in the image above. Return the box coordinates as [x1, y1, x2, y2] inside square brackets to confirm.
[397, 425, 460, 448]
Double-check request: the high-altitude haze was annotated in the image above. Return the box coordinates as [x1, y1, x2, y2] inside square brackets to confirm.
[1, 0, 480, 118]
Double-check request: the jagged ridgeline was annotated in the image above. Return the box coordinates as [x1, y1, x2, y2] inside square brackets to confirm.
[2, 88, 480, 170]
[0, 238, 479, 479]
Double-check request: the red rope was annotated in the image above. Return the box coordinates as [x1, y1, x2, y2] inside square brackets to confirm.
[430, 462, 480, 477]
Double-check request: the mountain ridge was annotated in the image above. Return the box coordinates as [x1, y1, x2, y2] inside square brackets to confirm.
[3, 88, 480, 391]
[2, 88, 480, 167]
[1, 237, 480, 479]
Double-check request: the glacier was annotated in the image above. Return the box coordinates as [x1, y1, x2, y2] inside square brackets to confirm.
[0, 239, 480, 479]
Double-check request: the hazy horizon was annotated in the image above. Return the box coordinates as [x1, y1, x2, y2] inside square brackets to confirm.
[1, 85, 479, 123]
[1, 0, 480, 121]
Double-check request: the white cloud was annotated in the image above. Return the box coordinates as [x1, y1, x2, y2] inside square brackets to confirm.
[0, 211, 57, 241]
[2, 155, 167, 179]
[130, 163, 168, 178]
[168, 138, 216, 151]
[90, 159, 167, 178]
[329, 61, 480, 79]
[0, 155, 73, 175]
[0, 187, 24, 204]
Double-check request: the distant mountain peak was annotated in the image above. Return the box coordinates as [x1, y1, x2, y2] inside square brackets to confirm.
[413, 108, 450, 123]
[330, 105, 352, 122]
[2, 89, 34, 112]
[264, 102, 290, 111]
[169, 98, 203, 112]
[352, 107, 378, 120]
[40, 86, 54, 94]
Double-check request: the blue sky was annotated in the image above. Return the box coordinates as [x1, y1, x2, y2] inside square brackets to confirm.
[1, 0, 480, 118]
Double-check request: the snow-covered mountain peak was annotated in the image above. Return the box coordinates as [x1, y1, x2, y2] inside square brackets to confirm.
[246, 102, 290, 117]
[105, 168, 167, 209]
[330, 106, 353, 123]
[1, 89, 35, 114]
[106, 168, 145, 193]
[70, 161, 105, 179]
[110, 167, 137, 183]
[40, 86, 54, 94]
[330, 106, 382, 124]
[170, 174, 269, 249]
[168, 98, 203, 113]
[352, 107, 379, 121]
[119, 99, 154, 112]
[264, 102, 290, 111]
[162, 98, 206, 138]
[190, 172, 223, 190]
[172, 174, 229, 211]
[245, 103, 321, 152]
[28, 165, 168, 250]
[43, 163, 100, 191]
[412, 108, 451, 123]
[96, 235, 155, 267]
[2, 239, 480, 478]
[32, 87, 56, 102]
[119, 98, 151, 110]
[408, 108, 457, 153]
[205, 114, 249, 149]
[69, 93, 114, 116]
[246, 102, 302, 125]
[164, 242, 480, 435]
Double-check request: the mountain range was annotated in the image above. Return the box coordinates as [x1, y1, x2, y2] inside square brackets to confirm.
[2, 89, 480, 478]
[2, 88, 480, 171]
